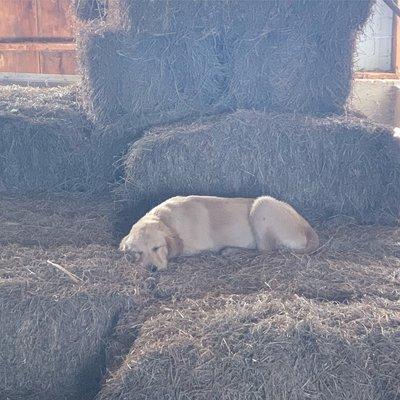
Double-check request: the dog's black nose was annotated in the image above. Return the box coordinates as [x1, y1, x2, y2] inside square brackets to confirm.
[148, 264, 158, 273]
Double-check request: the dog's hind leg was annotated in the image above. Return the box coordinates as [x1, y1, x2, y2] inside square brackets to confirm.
[249, 200, 278, 253]
[255, 229, 278, 253]
[250, 218, 278, 253]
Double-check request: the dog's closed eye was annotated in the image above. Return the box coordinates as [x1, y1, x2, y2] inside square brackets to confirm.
[125, 251, 142, 262]
[152, 246, 164, 252]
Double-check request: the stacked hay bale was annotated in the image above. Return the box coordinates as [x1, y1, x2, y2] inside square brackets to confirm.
[98, 295, 400, 400]
[78, 0, 227, 127]
[0, 86, 90, 193]
[0, 85, 140, 193]
[2, 193, 400, 399]
[96, 221, 400, 400]
[0, 194, 142, 400]
[77, 0, 400, 228]
[117, 110, 400, 234]
[78, 0, 373, 125]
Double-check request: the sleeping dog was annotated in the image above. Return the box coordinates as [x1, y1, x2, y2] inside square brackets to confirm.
[119, 195, 319, 269]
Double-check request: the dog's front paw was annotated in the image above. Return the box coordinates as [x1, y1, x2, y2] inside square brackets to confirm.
[220, 247, 243, 257]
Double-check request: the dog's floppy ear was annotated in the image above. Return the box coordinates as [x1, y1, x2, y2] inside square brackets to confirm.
[165, 232, 183, 259]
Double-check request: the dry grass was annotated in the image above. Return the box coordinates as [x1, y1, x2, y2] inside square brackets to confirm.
[78, 0, 373, 125]
[99, 295, 400, 400]
[117, 110, 400, 236]
[74, 0, 107, 21]
[0, 85, 138, 194]
[1, 193, 399, 400]
[0, 194, 143, 400]
[0, 193, 115, 247]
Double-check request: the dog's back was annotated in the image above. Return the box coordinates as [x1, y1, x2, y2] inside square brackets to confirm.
[151, 196, 256, 253]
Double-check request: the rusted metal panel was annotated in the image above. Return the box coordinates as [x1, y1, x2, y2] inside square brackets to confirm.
[0, 0, 38, 39]
[40, 50, 76, 74]
[0, 50, 40, 73]
[0, 0, 76, 74]
[37, 0, 75, 38]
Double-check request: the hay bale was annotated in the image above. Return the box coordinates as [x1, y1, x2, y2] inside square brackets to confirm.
[138, 222, 400, 304]
[98, 216, 400, 400]
[74, 0, 107, 21]
[0, 194, 144, 400]
[97, 294, 400, 400]
[117, 110, 400, 234]
[78, 0, 373, 124]
[0, 193, 115, 247]
[2, 191, 400, 399]
[78, 1, 227, 126]
[0, 114, 89, 192]
[0, 85, 138, 194]
[225, 0, 373, 113]
[0, 246, 138, 400]
[0, 85, 91, 192]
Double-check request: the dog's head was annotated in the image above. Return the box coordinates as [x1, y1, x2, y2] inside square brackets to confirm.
[119, 218, 182, 270]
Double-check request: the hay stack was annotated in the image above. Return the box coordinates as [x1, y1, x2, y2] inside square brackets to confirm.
[2, 193, 400, 399]
[117, 110, 400, 234]
[98, 294, 400, 400]
[78, 0, 372, 125]
[0, 246, 140, 400]
[0, 113, 89, 192]
[0, 85, 90, 192]
[78, 0, 227, 126]
[0, 85, 139, 194]
[97, 216, 400, 400]
[0, 194, 143, 400]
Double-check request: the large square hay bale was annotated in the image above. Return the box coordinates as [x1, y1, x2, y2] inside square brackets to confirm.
[78, 0, 373, 125]
[117, 110, 400, 233]
[97, 294, 400, 400]
[0, 86, 139, 194]
[95, 219, 400, 400]
[0, 195, 142, 400]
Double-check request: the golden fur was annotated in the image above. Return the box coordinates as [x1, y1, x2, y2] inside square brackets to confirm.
[119, 195, 319, 269]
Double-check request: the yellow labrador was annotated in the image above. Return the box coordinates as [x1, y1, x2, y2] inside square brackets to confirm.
[119, 195, 319, 269]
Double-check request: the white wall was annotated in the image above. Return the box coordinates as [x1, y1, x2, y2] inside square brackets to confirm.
[355, 0, 394, 72]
